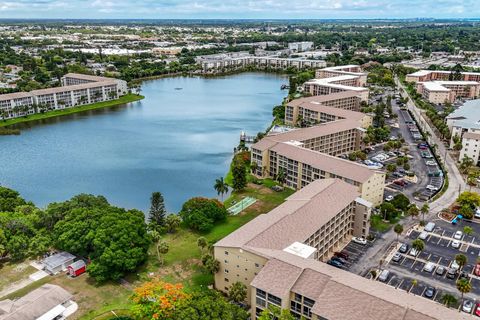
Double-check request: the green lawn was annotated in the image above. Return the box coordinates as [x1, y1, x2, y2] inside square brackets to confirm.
[126, 182, 294, 293]
[0, 94, 144, 127]
[1, 183, 293, 318]
[0, 261, 36, 293]
[370, 214, 395, 233]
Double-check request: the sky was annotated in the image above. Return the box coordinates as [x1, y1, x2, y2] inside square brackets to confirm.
[0, 0, 479, 19]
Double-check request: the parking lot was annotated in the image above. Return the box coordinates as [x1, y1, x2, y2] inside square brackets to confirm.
[373, 218, 480, 313]
[334, 239, 374, 271]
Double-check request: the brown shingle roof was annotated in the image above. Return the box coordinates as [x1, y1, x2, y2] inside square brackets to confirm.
[270, 142, 376, 183]
[287, 91, 361, 108]
[63, 73, 114, 82]
[463, 131, 480, 140]
[215, 179, 357, 249]
[252, 252, 471, 320]
[252, 119, 360, 152]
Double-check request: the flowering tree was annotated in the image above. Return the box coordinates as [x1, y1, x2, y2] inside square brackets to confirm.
[130, 279, 188, 319]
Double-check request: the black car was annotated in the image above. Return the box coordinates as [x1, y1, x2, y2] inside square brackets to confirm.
[331, 256, 346, 265]
[327, 260, 343, 268]
[424, 287, 436, 299]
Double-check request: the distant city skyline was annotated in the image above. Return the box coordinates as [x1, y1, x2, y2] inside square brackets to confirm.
[0, 0, 479, 19]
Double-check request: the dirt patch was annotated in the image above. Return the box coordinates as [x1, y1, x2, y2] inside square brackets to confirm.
[248, 183, 273, 195]
[149, 259, 201, 281]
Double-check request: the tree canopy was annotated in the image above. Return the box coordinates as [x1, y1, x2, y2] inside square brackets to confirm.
[179, 197, 227, 232]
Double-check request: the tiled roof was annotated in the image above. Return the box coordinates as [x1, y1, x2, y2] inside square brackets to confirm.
[252, 252, 472, 320]
[270, 142, 376, 183]
[215, 179, 358, 249]
[286, 91, 361, 108]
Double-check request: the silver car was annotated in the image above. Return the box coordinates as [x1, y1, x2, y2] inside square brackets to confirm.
[463, 300, 474, 313]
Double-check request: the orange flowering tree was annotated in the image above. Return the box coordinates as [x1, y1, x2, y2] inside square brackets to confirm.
[130, 278, 188, 319]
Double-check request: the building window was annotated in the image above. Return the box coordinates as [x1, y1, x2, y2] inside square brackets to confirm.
[225, 251, 229, 255]
[224, 278, 229, 282]
[267, 294, 282, 306]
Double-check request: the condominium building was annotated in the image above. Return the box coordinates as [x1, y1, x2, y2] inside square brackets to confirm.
[0, 73, 128, 119]
[406, 70, 480, 103]
[460, 131, 480, 165]
[253, 118, 363, 157]
[303, 65, 369, 102]
[405, 70, 480, 83]
[284, 92, 371, 128]
[446, 99, 480, 165]
[315, 65, 368, 86]
[197, 54, 326, 73]
[288, 42, 314, 52]
[214, 179, 372, 299]
[252, 141, 384, 205]
[214, 178, 463, 320]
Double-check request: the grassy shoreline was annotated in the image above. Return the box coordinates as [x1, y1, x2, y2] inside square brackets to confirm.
[0, 93, 144, 128]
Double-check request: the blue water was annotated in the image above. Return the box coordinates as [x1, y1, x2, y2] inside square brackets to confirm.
[0, 73, 286, 212]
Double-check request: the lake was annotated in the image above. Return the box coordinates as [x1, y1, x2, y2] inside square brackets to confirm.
[0, 72, 287, 212]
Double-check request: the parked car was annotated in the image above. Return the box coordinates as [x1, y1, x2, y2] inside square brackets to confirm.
[378, 269, 390, 282]
[446, 268, 457, 279]
[408, 248, 419, 257]
[423, 262, 435, 273]
[424, 222, 435, 232]
[334, 252, 349, 260]
[394, 180, 406, 187]
[425, 160, 436, 166]
[352, 237, 367, 245]
[474, 302, 480, 317]
[331, 256, 347, 265]
[454, 230, 463, 240]
[435, 266, 446, 276]
[424, 287, 436, 299]
[392, 252, 402, 262]
[463, 300, 474, 313]
[327, 260, 343, 268]
[451, 260, 460, 270]
[475, 208, 480, 219]
[426, 185, 439, 191]
[399, 243, 409, 253]
[418, 231, 428, 240]
[451, 240, 461, 249]
[474, 263, 480, 276]
[385, 195, 394, 202]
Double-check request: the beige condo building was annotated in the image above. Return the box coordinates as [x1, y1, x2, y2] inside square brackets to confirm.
[406, 70, 480, 103]
[284, 91, 371, 128]
[0, 73, 128, 119]
[303, 65, 369, 102]
[214, 178, 466, 320]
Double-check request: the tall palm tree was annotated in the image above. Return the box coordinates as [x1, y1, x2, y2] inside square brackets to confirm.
[456, 278, 472, 306]
[214, 177, 229, 201]
[421, 203, 429, 222]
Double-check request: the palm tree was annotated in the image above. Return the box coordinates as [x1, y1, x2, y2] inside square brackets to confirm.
[394, 224, 404, 241]
[150, 230, 161, 262]
[276, 168, 286, 185]
[197, 237, 208, 253]
[440, 293, 457, 308]
[157, 240, 169, 266]
[214, 177, 229, 201]
[463, 226, 474, 237]
[456, 278, 472, 306]
[412, 239, 425, 253]
[420, 203, 429, 222]
[455, 254, 468, 270]
[408, 205, 419, 220]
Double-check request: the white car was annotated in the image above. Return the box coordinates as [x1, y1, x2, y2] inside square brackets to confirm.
[408, 248, 419, 257]
[418, 231, 428, 240]
[463, 300, 474, 313]
[451, 260, 460, 270]
[352, 237, 367, 245]
[475, 208, 480, 219]
[425, 161, 436, 166]
[423, 262, 435, 273]
[454, 230, 463, 240]
[385, 195, 394, 202]
[451, 240, 461, 249]
[426, 185, 439, 191]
